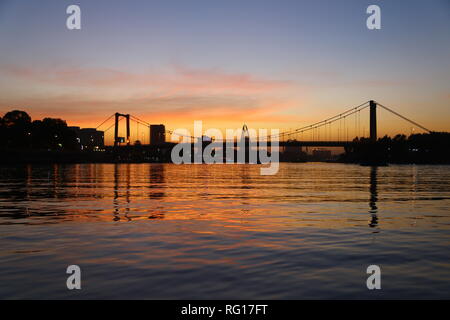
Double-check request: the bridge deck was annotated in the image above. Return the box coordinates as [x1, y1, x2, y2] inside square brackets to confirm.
[109, 141, 353, 149]
[279, 141, 352, 147]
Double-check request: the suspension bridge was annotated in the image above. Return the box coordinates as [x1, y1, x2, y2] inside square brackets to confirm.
[94, 100, 432, 150]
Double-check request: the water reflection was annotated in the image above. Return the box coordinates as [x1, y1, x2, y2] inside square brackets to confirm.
[1, 163, 450, 299]
[369, 166, 379, 228]
[113, 164, 133, 221]
[0, 163, 448, 228]
[239, 166, 252, 212]
[148, 163, 165, 200]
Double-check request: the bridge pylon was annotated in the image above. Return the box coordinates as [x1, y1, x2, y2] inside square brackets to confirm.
[370, 100, 377, 142]
[114, 112, 131, 147]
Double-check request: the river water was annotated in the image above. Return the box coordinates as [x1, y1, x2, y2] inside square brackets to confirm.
[0, 163, 449, 299]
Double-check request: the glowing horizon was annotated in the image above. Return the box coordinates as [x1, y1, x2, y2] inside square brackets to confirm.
[1, 0, 449, 144]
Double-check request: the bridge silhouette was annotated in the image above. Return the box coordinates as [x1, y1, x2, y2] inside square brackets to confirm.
[96, 100, 432, 149]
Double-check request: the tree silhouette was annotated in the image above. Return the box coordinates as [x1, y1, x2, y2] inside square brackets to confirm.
[31, 118, 78, 150]
[0, 110, 78, 150]
[1, 110, 32, 148]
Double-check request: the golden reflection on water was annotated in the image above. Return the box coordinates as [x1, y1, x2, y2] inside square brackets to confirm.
[1, 163, 450, 299]
[1, 163, 450, 232]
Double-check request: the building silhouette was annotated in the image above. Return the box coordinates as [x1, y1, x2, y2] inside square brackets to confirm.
[69, 127, 104, 150]
[150, 125, 165, 145]
[312, 148, 332, 161]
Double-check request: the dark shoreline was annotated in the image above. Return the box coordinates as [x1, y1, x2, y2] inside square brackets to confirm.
[0, 156, 448, 166]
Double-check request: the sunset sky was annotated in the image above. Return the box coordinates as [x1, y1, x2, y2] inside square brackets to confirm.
[0, 0, 449, 144]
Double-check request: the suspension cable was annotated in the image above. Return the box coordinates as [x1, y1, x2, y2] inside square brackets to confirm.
[95, 114, 115, 129]
[265, 100, 370, 140]
[103, 117, 123, 133]
[130, 115, 150, 126]
[375, 102, 432, 133]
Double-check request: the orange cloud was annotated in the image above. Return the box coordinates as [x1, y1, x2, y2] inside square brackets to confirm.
[1, 64, 290, 95]
[0, 94, 304, 128]
[0, 64, 304, 132]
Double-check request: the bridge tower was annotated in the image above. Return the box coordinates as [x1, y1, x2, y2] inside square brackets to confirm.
[241, 124, 249, 142]
[370, 100, 377, 142]
[114, 112, 131, 147]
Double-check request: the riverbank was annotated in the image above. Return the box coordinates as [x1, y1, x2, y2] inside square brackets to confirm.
[0, 150, 448, 165]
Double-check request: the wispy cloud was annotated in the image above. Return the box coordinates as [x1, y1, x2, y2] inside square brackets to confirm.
[1, 64, 290, 95]
[0, 64, 302, 127]
[0, 94, 303, 126]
